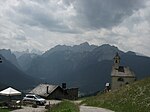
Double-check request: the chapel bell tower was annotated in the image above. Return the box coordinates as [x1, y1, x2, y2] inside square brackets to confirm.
[113, 52, 120, 69]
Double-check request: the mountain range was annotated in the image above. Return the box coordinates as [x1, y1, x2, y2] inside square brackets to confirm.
[0, 42, 150, 94]
[25, 43, 150, 94]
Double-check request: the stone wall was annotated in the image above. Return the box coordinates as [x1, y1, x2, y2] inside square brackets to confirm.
[111, 76, 136, 90]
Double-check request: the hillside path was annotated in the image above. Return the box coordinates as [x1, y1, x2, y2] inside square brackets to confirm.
[11, 106, 46, 112]
[80, 106, 114, 112]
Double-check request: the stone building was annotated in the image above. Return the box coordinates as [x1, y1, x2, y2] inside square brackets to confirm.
[111, 53, 136, 90]
[30, 83, 78, 100]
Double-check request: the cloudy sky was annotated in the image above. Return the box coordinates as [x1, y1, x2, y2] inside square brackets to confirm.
[0, 0, 150, 56]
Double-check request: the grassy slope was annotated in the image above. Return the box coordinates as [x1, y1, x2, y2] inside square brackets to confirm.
[0, 109, 10, 112]
[82, 77, 150, 112]
[50, 100, 79, 112]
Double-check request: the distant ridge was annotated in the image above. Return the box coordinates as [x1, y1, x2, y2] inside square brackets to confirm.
[43, 42, 97, 57]
[23, 42, 150, 94]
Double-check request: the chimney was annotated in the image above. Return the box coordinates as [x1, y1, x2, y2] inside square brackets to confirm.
[62, 83, 66, 89]
[46, 86, 49, 94]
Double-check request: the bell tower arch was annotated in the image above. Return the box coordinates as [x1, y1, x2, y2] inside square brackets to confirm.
[113, 52, 120, 69]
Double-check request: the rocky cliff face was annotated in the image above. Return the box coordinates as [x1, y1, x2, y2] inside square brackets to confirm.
[0, 49, 20, 69]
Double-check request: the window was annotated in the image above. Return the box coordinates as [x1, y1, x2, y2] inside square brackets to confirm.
[118, 77, 124, 82]
[35, 95, 41, 99]
[126, 82, 129, 85]
[115, 60, 118, 63]
[27, 96, 34, 99]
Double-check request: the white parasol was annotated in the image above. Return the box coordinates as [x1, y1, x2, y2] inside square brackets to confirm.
[0, 87, 21, 96]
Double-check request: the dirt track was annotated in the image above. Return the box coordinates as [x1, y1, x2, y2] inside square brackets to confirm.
[11, 100, 61, 112]
[11, 106, 46, 112]
[80, 105, 114, 112]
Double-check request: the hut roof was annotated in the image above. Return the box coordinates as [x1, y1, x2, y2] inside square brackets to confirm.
[30, 84, 60, 97]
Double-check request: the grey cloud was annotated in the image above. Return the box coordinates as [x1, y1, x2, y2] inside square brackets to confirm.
[9, 1, 80, 34]
[72, 0, 146, 29]
[62, 0, 75, 6]
[7, 0, 146, 33]
[15, 35, 27, 41]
